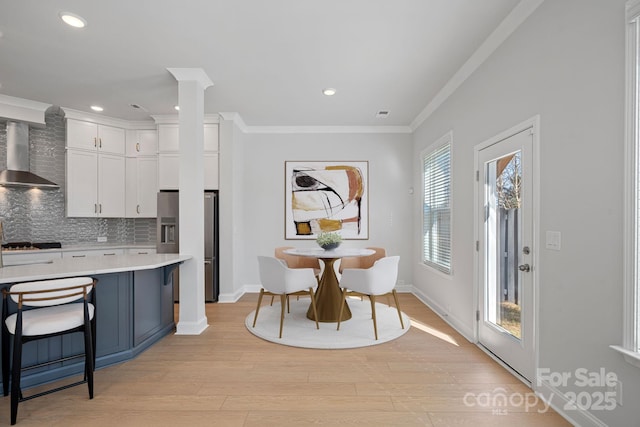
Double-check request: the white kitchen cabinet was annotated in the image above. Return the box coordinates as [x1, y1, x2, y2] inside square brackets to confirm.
[158, 153, 218, 190]
[66, 118, 127, 217]
[204, 152, 219, 189]
[158, 154, 179, 190]
[98, 153, 126, 217]
[66, 150, 98, 216]
[204, 124, 219, 151]
[126, 156, 158, 217]
[66, 150, 125, 217]
[126, 129, 158, 156]
[63, 248, 125, 258]
[158, 125, 180, 152]
[159, 124, 218, 151]
[3, 251, 62, 266]
[127, 248, 157, 255]
[157, 123, 219, 190]
[67, 119, 125, 155]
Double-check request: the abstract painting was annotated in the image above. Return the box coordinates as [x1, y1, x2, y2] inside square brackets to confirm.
[285, 161, 368, 239]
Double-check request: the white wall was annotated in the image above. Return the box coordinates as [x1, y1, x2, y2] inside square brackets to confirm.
[238, 131, 414, 290]
[412, 0, 638, 425]
[218, 116, 246, 301]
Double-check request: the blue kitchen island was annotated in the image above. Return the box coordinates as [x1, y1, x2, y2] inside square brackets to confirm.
[0, 253, 190, 390]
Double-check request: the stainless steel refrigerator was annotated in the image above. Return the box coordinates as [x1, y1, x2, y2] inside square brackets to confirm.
[156, 190, 219, 302]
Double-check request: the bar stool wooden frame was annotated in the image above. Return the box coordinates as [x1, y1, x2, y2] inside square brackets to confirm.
[1, 277, 97, 425]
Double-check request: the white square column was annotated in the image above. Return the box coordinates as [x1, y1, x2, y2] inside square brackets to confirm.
[167, 68, 213, 335]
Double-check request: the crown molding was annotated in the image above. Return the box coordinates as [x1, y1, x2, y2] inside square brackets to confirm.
[217, 111, 411, 134]
[62, 108, 156, 130]
[219, 112, 249, 133]
[410, 0, 545, 131]
[0, 94, 50, 125]
[167, 68, 214, 89]
[151, 114, 220, 125]
[62, 107, 136, 128]
[244, 125, 412, 134]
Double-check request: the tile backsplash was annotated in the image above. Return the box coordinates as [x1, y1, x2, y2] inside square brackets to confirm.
[0, 108, 156, 245]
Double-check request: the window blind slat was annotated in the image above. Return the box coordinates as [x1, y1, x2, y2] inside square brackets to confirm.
[422, 141, 451, 274]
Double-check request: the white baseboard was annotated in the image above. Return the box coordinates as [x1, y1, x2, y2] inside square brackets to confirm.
[395, 283, 414, 293]
[175, 317, 209, 335]
[411, 286, 474, 342]
[535, 380, 607, 427]
[218, 284, 260, 303]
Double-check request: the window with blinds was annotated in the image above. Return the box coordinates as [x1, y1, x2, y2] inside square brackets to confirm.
[616, 0, 640, 365]
[422, 136, 451, 274]
[630, 4, 640, 355]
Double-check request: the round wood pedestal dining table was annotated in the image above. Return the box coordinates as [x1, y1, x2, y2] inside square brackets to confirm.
[283, 247, 375, 323]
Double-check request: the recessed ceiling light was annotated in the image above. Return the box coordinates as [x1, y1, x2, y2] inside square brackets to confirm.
[60, 12, 87, 28]
[322, 88, 337, 96]
[90, 105, 103, 112]
[174, 105, 180, 111]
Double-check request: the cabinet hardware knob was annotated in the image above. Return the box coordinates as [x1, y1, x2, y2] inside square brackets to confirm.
[137, 205, 140, 214]
[72, 255, 86, 258]
[99, 137, 102, 148]
[94, 137, 97, 147]
[136, 142, 140, 152]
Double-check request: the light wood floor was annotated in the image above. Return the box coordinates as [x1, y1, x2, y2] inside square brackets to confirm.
[0, 294, 570, 426]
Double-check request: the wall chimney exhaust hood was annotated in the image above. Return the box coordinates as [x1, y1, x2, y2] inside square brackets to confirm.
[0, 121, 59, 189]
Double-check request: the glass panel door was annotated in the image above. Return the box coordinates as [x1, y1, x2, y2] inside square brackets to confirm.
[477, 125, 535, 382]
[485, 151, 522, 340]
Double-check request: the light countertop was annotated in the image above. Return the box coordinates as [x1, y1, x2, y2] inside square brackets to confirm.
[0, 253, 191, 284]
[1, 243, 156, 256]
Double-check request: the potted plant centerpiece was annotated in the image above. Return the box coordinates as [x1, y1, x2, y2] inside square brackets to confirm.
[316, 231, 342, 250]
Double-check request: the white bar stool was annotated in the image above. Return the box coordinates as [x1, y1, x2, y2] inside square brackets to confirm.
[1, 276, 97, 425]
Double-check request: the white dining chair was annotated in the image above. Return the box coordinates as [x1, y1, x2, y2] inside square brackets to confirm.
[336, 256, 404, 340]
[272, 247, 321, 309]
[254, 256, 319, 338]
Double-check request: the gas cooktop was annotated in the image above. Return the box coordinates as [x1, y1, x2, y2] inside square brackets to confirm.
[1, 242, 62, 251]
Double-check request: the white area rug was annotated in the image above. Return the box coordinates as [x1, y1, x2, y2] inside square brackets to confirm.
[245, 297, 410, 349]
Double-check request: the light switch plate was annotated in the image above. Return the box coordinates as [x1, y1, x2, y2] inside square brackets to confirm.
[545, 231, 561, 250]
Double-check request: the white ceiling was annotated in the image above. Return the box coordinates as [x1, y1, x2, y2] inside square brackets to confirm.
[0, 0, 521, 127]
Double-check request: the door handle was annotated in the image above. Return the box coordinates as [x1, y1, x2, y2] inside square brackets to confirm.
[518, 264, 531, 272]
